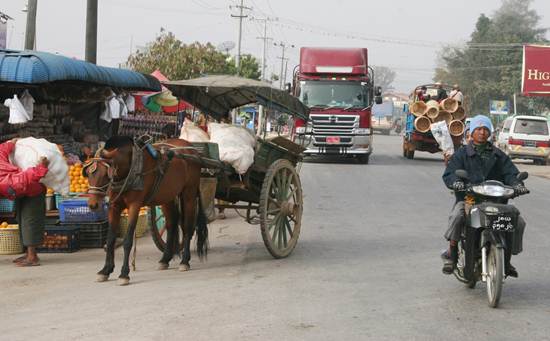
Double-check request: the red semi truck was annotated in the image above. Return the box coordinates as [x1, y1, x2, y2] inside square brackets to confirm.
[291, 47, 382, 163]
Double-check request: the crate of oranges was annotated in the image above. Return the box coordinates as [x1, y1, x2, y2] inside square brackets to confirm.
[0, 222, 23, 255]
[69, 163, 89, 194]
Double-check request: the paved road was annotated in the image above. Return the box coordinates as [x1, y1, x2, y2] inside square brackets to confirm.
[1, 134, 549, 340]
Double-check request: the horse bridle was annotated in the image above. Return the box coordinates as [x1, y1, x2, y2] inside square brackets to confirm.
[83, 157, 115, 196]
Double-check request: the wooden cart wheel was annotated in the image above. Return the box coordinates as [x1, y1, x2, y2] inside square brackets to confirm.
[259, 159, 303, 258]
[149, 205, 184, 253]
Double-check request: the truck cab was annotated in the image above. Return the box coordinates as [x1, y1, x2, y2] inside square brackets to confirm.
[291, 47, 381, 164]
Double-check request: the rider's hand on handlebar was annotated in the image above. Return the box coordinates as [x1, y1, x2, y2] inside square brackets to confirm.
[452, 180, 465, 191]
[513, 183, 529, 196]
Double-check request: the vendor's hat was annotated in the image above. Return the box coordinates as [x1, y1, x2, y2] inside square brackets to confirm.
[469, 115, 493, 135]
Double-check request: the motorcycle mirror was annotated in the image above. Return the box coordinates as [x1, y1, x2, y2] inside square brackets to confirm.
[517, 172, 529, 181]
[455, 169, 469, 180]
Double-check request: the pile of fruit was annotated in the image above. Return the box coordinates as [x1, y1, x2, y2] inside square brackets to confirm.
[0, 221, 14, 229]
[41, 233, 69, 249]
[69, 163, 89, 193]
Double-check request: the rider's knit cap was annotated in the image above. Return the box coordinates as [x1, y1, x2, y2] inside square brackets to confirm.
[469, 115, 493, 136]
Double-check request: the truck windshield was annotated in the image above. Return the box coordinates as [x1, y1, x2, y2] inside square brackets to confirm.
[298, 81, 369, 108]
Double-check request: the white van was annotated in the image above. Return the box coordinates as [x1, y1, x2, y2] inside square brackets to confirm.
[498, 115, 550, 165]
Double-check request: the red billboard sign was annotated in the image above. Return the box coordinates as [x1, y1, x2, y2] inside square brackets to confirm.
[522, 45, 550, 96]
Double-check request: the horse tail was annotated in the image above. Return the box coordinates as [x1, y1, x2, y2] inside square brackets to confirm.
[196, 194, 209, 260]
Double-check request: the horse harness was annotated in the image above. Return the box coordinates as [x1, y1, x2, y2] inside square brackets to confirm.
[84, 143, 173, 205]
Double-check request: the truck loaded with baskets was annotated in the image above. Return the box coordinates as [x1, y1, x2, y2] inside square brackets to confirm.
[403, 84, 467, 160]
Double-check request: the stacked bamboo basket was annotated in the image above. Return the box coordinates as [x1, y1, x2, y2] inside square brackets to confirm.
[410, 98, 466, 137]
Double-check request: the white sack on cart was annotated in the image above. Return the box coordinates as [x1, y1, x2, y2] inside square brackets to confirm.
[208, 122, 256, 174]
[179, 119, 210, 142]
[430, 121, 454, 157]
[10, 137, 70, 195]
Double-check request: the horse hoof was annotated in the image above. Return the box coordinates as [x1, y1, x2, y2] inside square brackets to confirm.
[157, 263, 169, 270]
[96, 274, 109, 282]
[179, 264, 190, 272]
[118, 278, 130, 286]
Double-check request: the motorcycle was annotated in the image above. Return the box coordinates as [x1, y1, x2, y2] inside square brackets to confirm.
[453, 169, 529, 308]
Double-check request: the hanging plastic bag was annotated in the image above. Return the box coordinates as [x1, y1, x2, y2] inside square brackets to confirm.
[430, 121, 454, 157]
[4, 95, 31, 124]
[20, 90, 35, 120]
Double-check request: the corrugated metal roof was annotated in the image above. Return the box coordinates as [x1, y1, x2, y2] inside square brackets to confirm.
[0, 49, 161, 91]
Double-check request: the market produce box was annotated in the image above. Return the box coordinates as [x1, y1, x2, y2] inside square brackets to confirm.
[63, 221, 109, 248]
[119, 208, 149, 238]
[0, 223, 23, 255]
[58, 199, 107, 223]
[37, 225, 80, 253]
[0, 198, 15, 213]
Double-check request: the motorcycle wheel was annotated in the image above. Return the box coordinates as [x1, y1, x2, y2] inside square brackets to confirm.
[456, 239, 476, 289]
[486, 244, 505, 308]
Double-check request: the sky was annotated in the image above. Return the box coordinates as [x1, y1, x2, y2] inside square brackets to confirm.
[2, 0, 550, 92]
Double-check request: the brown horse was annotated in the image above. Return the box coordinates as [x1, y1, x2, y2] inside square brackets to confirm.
[85, 136, 208, 285]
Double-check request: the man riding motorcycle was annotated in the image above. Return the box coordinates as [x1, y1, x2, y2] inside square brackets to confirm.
[441, 115, 528, 277]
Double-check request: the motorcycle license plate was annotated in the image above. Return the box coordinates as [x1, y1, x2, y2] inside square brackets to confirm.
[326, 136, 340, 144]
[489, 215, 515, 231]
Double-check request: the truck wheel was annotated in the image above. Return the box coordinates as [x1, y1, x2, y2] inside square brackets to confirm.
[406, 150, 415, 159]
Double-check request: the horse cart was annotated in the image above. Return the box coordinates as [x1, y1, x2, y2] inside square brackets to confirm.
[149, 76, 310, 259]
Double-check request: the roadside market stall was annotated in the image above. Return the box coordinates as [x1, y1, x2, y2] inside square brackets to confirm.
[0, 49, 160, 254]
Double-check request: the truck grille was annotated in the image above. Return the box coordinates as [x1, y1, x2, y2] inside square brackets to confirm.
[310, 114, 359, 146]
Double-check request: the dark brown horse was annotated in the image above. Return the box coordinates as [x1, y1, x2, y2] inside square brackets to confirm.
[85, 136, 208, 285]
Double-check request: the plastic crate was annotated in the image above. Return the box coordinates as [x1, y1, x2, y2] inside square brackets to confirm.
[37, 225, 80, 253]
[59, 199, 107, 223]
[0, 225, 23, 255]
[0, 198, 15, 213]
[67, 221, 109, 248]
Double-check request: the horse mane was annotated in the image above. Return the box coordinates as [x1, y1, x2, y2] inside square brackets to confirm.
[104, 136, 134, 150]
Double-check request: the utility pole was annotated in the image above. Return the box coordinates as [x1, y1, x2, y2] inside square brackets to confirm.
[253, 17, 273, 136]
[254, 17, 273, 81]
[230, 0, 251, 76]
[0, 11, 13, 50]
[24, 0, 37, 50]
[274, 42, 294, 89]
[85, 0, 98, 64]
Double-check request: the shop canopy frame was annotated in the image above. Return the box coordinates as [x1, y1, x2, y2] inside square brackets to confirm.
[0, 49, 161, 101]
[163, 75, 309, 121]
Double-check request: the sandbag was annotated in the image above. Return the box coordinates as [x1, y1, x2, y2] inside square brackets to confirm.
[11, 137, 70, 195]
[179, 119, 210, 142]
[208, 122, 256, 174]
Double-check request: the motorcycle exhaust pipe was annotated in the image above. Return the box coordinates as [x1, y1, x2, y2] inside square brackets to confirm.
[481, 246, 488, 282]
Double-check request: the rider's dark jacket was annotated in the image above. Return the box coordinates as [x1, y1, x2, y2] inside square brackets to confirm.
[443, 142, 521, 202]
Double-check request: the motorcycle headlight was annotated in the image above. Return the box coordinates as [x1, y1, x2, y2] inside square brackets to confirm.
[472, 184, 514, 197]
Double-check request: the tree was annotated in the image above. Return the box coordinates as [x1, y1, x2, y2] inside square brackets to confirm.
[434, 0, 550, 115]
[127, 31, 261, 80]
[225, 54, 262, 80]
[372, 66, 396, 92]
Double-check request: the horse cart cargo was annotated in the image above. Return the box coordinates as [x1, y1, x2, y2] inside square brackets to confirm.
[156, 75, 310, 259]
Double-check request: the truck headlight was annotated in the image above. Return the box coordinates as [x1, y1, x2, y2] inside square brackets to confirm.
[355, 128, 370, 134]
[296, 127, 305, 134]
